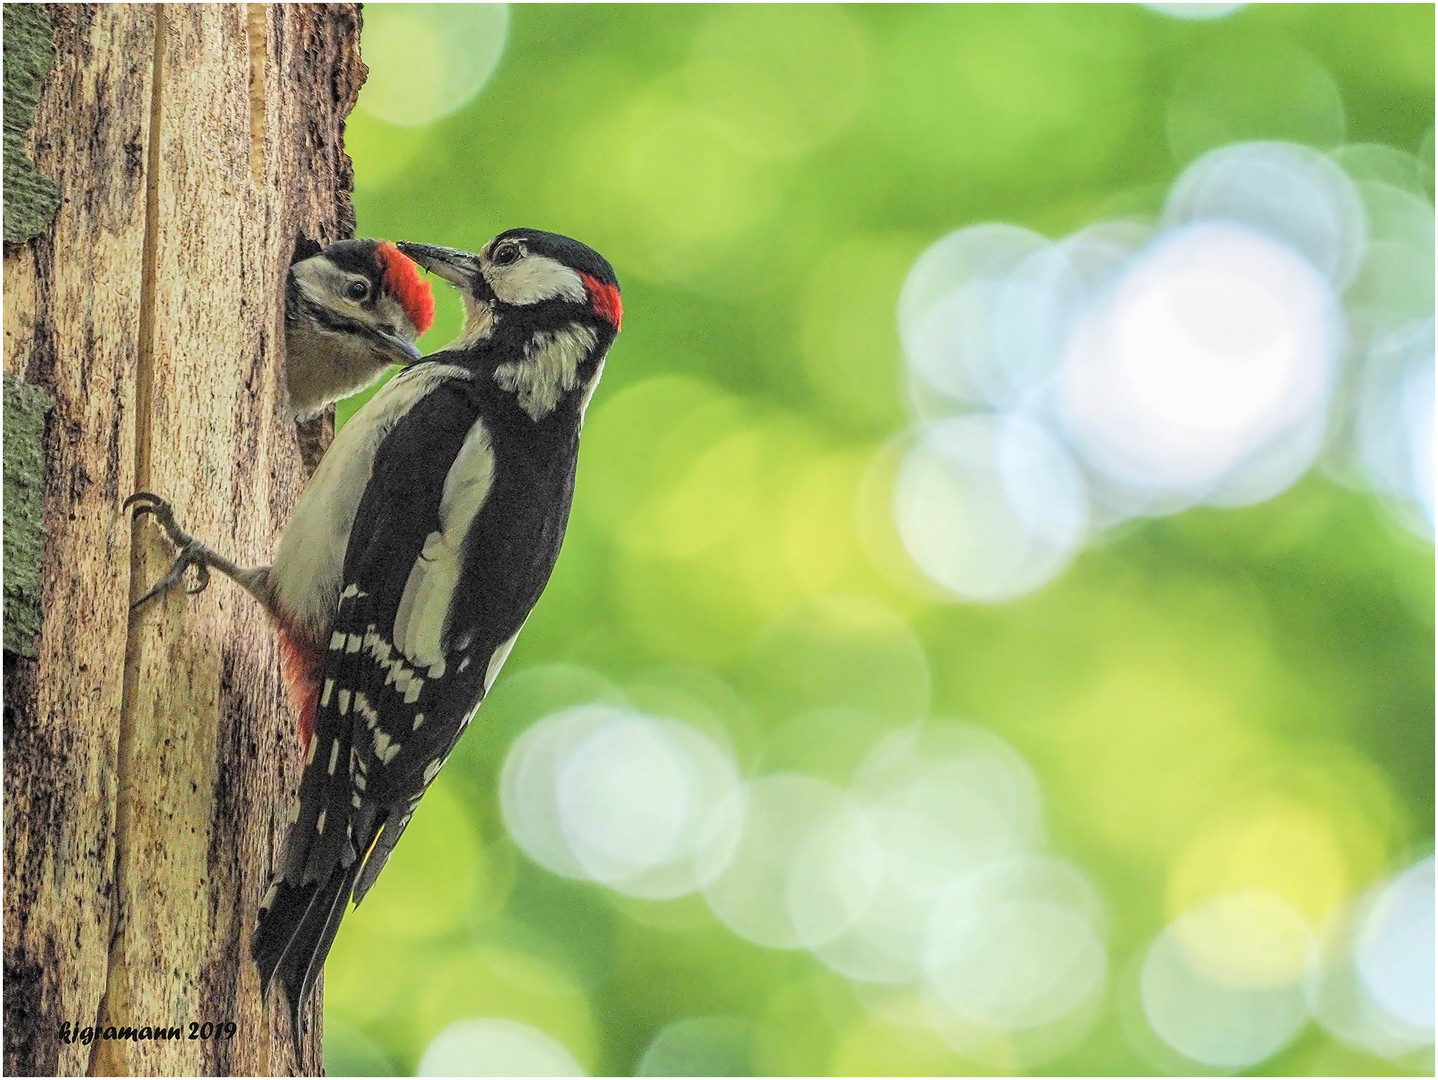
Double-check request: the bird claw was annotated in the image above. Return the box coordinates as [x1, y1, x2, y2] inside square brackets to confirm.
[187, 560, 211, 595]
[126, 492, 212, 610]
[125, 491, 196, 550]
[130, 541, 214, 610]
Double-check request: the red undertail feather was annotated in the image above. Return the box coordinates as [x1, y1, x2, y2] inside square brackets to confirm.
[375, 241, 436, 334]
[278, 629, 324, 748]
[581, 273, 623, 331]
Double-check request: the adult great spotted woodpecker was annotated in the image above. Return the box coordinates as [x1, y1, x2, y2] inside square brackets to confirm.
[285, 237, 436, 418]
[126, 227, 621, 1052]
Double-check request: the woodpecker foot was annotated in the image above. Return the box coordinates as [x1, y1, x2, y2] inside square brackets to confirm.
[125, 491, 214, 609]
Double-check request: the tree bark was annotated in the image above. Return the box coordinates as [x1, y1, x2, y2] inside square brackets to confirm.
[3, 5, 365, 1075]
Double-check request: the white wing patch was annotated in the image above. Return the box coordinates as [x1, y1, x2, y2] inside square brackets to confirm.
[272, 363, 471, 640]
[494, 324, 598, 421]
[393, 418, 496, 669]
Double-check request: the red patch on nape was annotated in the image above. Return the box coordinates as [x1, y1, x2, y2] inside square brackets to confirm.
[580, 273, 623, 331]
[278, 628, 324, 750]
[375, 241, 436, 334]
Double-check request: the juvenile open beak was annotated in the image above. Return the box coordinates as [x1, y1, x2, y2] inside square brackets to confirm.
[396, 242, 482, 288]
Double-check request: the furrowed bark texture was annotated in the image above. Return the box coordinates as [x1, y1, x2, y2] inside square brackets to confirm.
[2, 5, 365, 1075]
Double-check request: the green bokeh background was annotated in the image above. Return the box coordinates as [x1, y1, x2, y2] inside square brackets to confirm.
[327, 5, 1434, 1075]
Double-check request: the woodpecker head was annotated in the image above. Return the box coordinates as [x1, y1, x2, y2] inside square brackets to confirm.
[284, 238, 437, 417]
[398, 229, 621, 422]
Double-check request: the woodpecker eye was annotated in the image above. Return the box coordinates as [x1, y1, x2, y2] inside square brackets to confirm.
[492, 242, 522, 267]
[347, 280, 370, 301]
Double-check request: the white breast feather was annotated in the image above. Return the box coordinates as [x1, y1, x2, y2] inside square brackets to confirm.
[392, 418, 496, 668]
[495, 324, 598, 421]
[271, 364, 471, 639]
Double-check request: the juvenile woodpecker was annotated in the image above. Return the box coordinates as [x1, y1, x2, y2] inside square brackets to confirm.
[127, 227, 621, 1052]
[285, 237, 436, 418]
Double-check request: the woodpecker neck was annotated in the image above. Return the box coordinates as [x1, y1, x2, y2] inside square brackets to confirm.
[449, 311, 612, 424]
[493, 323, 600, 422]
[286, 319, 401, 418]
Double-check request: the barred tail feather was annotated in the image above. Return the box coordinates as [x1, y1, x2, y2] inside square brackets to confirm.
[252, 860, 362, 1059]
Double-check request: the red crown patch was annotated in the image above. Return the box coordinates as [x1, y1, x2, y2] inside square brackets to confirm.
[375, 241, 436, 334]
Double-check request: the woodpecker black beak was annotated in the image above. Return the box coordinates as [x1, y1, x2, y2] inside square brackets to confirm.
[396, 242, 482, 289]
[378, 329, 423, 364]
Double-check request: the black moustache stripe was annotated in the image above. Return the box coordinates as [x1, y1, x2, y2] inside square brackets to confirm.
[293, 297, 389, 344]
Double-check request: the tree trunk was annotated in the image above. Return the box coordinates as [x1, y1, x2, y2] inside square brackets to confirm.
[3, 4, 365, 1074]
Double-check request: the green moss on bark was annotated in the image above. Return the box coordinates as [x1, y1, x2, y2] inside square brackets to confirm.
[3, 4, 60, 244]
[4, 374, 52, 656]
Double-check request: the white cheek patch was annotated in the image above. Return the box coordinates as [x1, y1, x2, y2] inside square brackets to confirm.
[291, 256, 338, 303]
[293, 256, 363, 322]
[393, 418, 496, 668]
[494, 323, 598, 421]
[490, 255, 586, 307]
